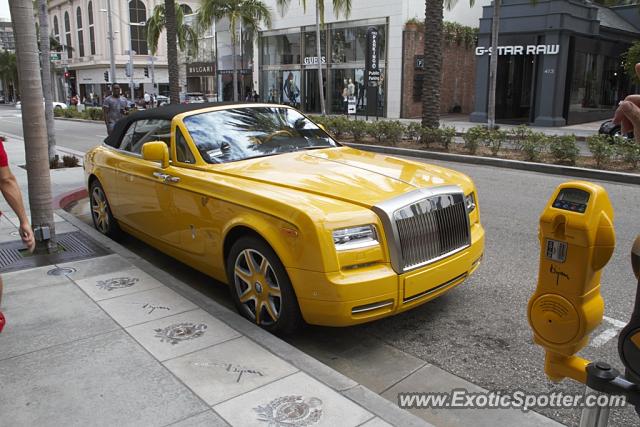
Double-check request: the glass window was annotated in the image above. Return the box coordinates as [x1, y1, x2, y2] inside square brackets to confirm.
[330, 25, 385, 64]
[120, 119, 172, 154]
[303, 30, 326, 63]
[129, 0, 148, 55]
[88, 2, 96, 55]
[184, 107, 338, 164]
[53, 16, 59, 41]
[175, 128, 196, 164]
[64, 11, 72, 59]
[261, 33, 301, 65]
[76, 7, 84, 57]
[569, 52, 602, 113]
[180, 4, 193, 14]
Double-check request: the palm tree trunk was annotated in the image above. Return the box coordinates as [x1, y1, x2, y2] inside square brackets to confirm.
[165, 0, 180, 104]
[9, 0, 56, 252]
[487, 0, 500, 129]
[232, 22, 239, 102]
[38, 0, 57, 163]
[315, 1, 326, 115]
[422, 0, 443, 128]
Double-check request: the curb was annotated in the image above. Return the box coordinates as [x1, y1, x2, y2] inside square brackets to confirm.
[53, 187, 88, 210]
[54, 117, 104, 125]
[56, 209, 431, 427]
[346, 143, 640, 185]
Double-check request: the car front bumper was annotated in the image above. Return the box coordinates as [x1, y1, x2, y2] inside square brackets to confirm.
[288, 223, 485, 327]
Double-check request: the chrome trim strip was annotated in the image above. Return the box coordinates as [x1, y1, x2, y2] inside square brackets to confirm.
[351, 300, 394, 314]
[372, 185, 468, 274]
[403, 273, 467, 304]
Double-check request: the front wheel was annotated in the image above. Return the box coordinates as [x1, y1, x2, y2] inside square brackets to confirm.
[227, 236, 302, 334]
[89, 180, 122, 239]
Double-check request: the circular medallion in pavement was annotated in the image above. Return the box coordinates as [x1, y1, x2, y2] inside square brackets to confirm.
[154, 322, 208, 345]
[47, 267, 77, 276]
[254, 396, 323, 426]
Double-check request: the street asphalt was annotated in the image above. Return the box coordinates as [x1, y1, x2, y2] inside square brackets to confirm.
[2, 104, 638, 426]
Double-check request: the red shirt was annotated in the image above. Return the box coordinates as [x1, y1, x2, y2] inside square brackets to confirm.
[0, 139, 7, 167]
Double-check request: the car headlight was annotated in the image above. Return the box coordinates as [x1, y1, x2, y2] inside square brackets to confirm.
[333, 225, 378, 251]
[465, 193, 476, 213]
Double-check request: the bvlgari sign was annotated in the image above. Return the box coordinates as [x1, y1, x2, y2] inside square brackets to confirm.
[187, 62, 215, 77]
[475, 44, 560, 56]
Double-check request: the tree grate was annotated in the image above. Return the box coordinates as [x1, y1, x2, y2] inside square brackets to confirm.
[0, 232, 112, 273]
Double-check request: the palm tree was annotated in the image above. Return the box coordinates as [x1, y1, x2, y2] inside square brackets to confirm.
[277, 0, 352, 115]
[164, 0, 180, 104]
[146, 2, 199, 58]
[37, 0, 57, 162]
[422, 0, 474, 129]
[0, 51, 18, 101]
[8, 0, 56, 252]
[198, 0, 273, 102]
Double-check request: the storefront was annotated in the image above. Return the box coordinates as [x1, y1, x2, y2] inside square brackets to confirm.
[471, 0, 639, 126]
[259, 18, 387, 116]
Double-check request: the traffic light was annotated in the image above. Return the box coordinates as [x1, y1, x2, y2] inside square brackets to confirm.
[63, 71, 70, 79]
[104, 71, 109, 82]
[143, 66, 149, 77]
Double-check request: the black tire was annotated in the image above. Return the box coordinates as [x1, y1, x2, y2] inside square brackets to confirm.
[226, 236, 303, 335]
[89, 180, 122, 239]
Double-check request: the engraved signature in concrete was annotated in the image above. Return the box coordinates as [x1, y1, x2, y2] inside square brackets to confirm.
[254, 396, 323, 426]
[96, 277, 139, 291]
[128, 302, 171, 315]
[193, 361, 265, 383]
[154, 322, 207, 345]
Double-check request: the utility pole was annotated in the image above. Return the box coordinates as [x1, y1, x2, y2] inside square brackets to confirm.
[106, 0, 116, 86]
[150, 55, 155, 96]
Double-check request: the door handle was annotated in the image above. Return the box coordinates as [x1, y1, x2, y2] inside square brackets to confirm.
[153, 171, 180, 184]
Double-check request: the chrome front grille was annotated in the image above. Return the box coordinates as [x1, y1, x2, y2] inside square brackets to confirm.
[372, 186, 471, 273]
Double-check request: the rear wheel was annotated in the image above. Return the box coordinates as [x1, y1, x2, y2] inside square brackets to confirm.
[90, 180, 122, 239]
[227, 236, 302, 334]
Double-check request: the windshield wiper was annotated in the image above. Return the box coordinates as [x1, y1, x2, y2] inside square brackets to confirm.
[299, 145, 333, 150]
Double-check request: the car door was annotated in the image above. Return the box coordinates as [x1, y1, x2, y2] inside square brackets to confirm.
[115, 118, 179, 243]
[165, 124, 211, 256]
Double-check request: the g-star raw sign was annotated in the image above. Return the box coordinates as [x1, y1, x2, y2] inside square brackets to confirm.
[475, 44, 560, 56]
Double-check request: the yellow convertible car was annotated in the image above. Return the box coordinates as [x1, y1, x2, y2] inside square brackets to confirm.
[85, 103, 484, 333]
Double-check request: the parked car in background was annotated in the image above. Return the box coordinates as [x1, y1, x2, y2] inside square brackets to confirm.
[0, 95, 5, 104]
[84, 103, 485, 333]
[16, 99, 67, 111]
[155, 95, 170, 106]
[184, 92, 205, 104]
[599, 119, 633, 142]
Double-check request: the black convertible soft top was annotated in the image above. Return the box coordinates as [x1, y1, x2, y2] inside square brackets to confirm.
[103, 102, 248, 147]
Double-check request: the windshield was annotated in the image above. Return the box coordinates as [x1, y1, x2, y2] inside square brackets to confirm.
[183, 107, 339, 164]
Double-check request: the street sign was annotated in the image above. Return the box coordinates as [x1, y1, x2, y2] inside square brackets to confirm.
[366, 27, 380, 88]
[50, 52, 61, 61]
[347, 96, 356, 115]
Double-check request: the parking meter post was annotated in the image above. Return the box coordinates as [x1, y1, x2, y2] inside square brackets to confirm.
[579, 386, 611, 427]
[528, 181, 615, 383]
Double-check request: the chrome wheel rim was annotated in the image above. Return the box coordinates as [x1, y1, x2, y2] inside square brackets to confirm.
[233, 249, 282, 326]
[91, 186, 110, 234]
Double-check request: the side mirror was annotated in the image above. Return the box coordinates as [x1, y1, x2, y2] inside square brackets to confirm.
[141, 141, 169, 169]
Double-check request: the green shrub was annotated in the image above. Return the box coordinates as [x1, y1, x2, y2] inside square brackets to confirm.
[462, 126, 488, 154]
[379, 120, 404, 145]
[519, 132, 547, 162]
[419, 126, 456, 150]
[486, 129, 508, 156]
[328, 116, 351, 139]
[368, 121, 385, 143]
[587, 134, 615, 169]
[419, 127, 438, 147]
[440, 126, 456, 151]
[350, 120, 369, 142]
[62, 155, 80, 167]
[510, 125, 533, 150]
[63, 106, 82, 118]
[405, 122, 422, 142]
[548, 134, 579, 165]
[53, 108, 64, 117]
[616, 138, 640, 169]
[83, 107, 103, 121]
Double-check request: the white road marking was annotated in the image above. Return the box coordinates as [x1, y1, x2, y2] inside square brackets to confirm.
[590, 316, 628, 348]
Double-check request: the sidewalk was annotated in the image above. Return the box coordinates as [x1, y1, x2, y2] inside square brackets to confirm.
[0, 135, 565, 427]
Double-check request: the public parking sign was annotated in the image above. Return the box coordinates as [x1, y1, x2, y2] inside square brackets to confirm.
[366, 27, 380, 87]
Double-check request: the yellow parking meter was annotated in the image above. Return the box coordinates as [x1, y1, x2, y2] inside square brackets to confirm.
[528, 181, 615, 384]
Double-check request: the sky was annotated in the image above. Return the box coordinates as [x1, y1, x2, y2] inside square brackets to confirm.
[0, 0, 8, 21]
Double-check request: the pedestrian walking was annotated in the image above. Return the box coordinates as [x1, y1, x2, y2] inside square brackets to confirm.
[0, 135, 35, 333]
[102, 85, 129, 135]
[144, 92, 151, 109]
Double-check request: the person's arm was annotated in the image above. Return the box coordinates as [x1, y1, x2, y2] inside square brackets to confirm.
[102, 100, 110, 126]
[0, 153, 34, 252]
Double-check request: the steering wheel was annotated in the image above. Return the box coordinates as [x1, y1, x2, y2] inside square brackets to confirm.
[261, 129, 294, 145]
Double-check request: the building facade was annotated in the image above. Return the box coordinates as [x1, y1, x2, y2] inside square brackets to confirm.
[0, 20, 15, 52]
[47, 0, 200, 103]
[471, 0, 639, 126]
